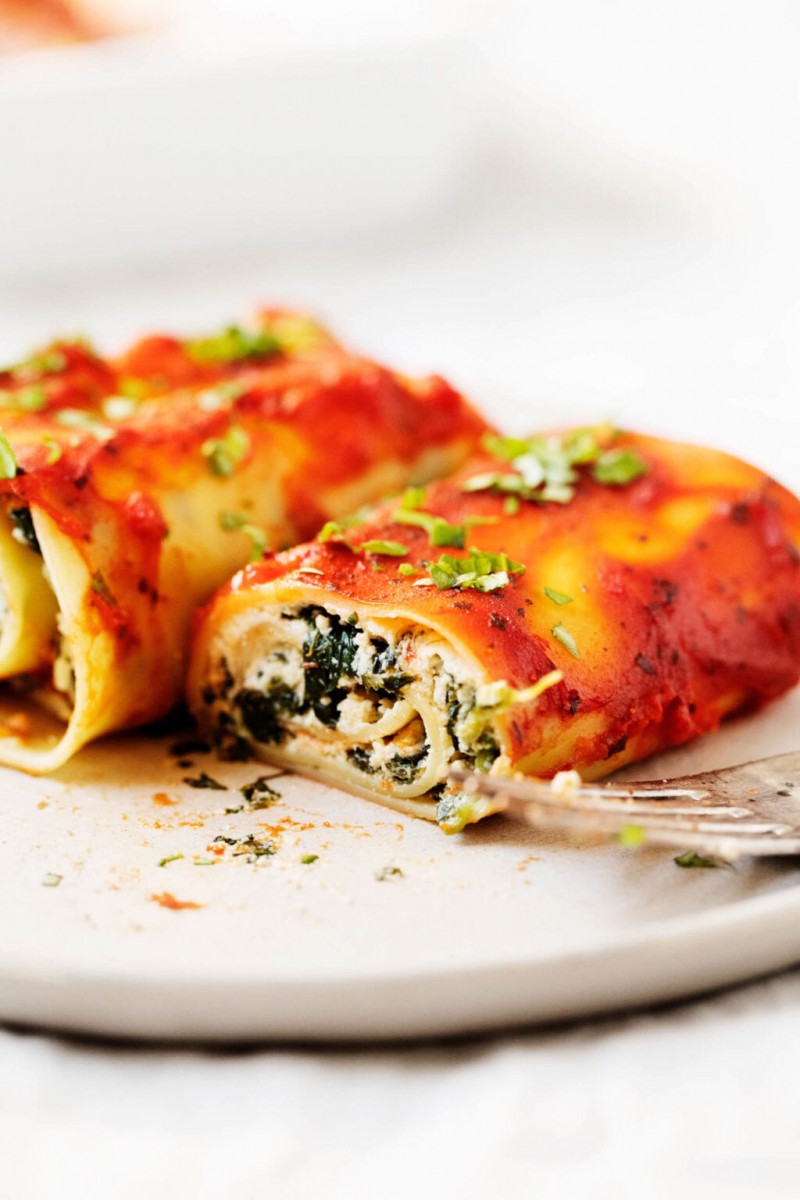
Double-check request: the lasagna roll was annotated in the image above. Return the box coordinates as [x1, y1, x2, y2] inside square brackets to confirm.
[0, 312, 487, 771]
[188, 428, 800, 830]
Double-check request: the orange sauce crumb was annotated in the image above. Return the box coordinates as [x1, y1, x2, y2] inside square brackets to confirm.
[152, 792, 176, 807]
[37, 800, 48, 810]
[517, 855, 542, 871]
[150, 891, 203, 910]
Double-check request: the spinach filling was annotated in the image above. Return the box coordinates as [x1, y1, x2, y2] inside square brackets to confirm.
[234, 682, 298, 745]
[8, 507, 41, 555]
[234, 608, 416, 751]
[445, 679, 500, 771]
[386, 747, 429, 784]
[346, 746, 378, 774]
[227, 610, 502, 789]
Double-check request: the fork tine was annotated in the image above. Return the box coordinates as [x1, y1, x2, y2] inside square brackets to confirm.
[445, 762, 800, 855]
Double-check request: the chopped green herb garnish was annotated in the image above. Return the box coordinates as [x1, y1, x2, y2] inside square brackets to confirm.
[459, 670, 563, 743]
[218, 510, 268, 560]
[552, 623, 579, 657]
[543, 586, 573, 606]
[400, 485, 426, 510]
[158, 852, 184, 867]
[463, 425, 645, 507]
[118, 376, 152, 400]
[592, 447, 648, 485]
[186, 324, 281, 365]
[193, 857, 216, 867]
[90, 570, 117, 605]
[202, 425, 250, 477]
[301, 854, 319, 865]
[397, 562, 420, 577]
[41, 436, 62, 464]
[41, 872, 62, 887]
[0, 429, 17, 479]
[15, 384, 47, 412]
[674, 850, 729, 869]
[359, 539, 409, 557]
[183, 772, 227, 790]
[393, 507, 476, 549]
[317, 507, 372, 543]
[618, 824, 645, 847]
[503, 495, 520, 515]
[424, 548, 525, 593]
[318, 520, 345, 542]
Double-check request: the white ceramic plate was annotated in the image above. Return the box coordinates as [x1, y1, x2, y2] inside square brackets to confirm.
[2, 680, 800, 1043]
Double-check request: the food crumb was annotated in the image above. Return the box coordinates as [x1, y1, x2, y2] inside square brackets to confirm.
[152, 792, 176, 807]
[150, 891, 203, 910]
[375, 864, 403, 881]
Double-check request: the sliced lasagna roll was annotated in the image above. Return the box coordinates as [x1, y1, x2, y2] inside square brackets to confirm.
[0, 313, 487, 771]
[188, 428, 800, 830]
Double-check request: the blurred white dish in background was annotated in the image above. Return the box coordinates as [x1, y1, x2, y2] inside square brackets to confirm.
[0, 2, 485, 278]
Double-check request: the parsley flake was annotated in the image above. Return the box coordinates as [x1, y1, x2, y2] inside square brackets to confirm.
[218, 510, 268, 560]
[552, 623, 580, 657]
[0, 429, 17, 479]
[359, 539, 408, 556]
[424, 548, 525, 593]
[158, 852, 184, 868]
[592, 448, 648, 485]
[674, 850, 730, 869]
[15, 384, 47, 412]
[202, 425, 250, 477]
[186, 325, 281, 365]
[543, 586, 573, 606]
[459, 670, 563, 743]
[41, 436, 62, 464]
[463, 425, 646, 507]
[400, 486, 426, 510]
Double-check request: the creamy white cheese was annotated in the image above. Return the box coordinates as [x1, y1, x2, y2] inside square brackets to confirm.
[204, 603, 494, 798]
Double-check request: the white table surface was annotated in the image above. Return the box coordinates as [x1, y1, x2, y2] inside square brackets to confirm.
[3, 3, 800, 1192]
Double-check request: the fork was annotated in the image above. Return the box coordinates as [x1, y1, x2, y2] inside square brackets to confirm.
[448, 751, 800, 857]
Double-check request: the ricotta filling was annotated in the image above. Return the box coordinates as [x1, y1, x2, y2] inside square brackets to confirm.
[201, 604, 504, 798]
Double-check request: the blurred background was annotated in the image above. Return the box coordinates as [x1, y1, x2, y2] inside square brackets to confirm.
[1, 0, 799, 480]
